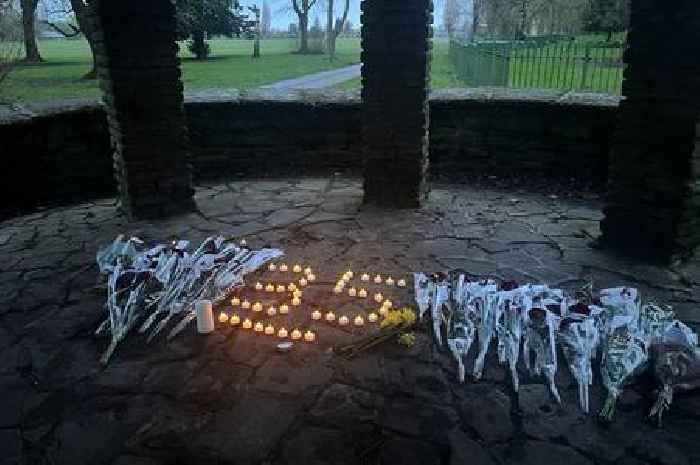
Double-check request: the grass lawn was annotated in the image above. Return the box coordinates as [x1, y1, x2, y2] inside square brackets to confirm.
[1, 38, 362, 103]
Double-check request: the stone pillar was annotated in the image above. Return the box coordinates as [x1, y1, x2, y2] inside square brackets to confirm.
[600, 0, 700, 262]
[361, 0, 432, 208]
[91, 0, 195, 219]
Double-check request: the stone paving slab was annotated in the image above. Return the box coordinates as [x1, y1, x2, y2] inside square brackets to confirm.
[0, 176, 699, 465]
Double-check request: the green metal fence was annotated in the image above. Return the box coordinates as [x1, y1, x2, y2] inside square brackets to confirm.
[448, 39, 624, 94]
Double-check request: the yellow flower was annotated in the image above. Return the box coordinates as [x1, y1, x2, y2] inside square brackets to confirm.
[398, 332, 416, 347]
[380, 307, 417, 329]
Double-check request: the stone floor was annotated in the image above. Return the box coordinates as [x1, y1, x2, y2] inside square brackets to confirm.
[1, 177, 699, 465]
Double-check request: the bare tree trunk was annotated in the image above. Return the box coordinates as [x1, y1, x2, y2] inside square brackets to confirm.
[70, 0, 98, 78]
[20, 0, 41, 62]
[326, 0, 334, 59]
[298, 12, 308, 53]
[471, 1, 479, 42]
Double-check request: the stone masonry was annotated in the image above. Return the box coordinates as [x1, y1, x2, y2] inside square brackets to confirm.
[91, 0, 195, 219]
[361, 0, 433, 208]
[600, 0, 700, 262]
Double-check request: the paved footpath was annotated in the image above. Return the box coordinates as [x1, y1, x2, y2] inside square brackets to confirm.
[261, 63, 361, 90]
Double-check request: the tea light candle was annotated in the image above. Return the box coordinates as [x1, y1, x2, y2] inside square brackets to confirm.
[368, 312, 378, 323]
[397, 278, 407, 287]
[291, 328, 302, 340]
[267, 306, 277, 316]
[385, 277, 395, 286]
[335, 280, 345, 289]
[358, 288, 367, 298]
[293, 290, 303, 299]
[345, 270, 354, 279]
[242, 299, 251, 309]
[341, 274, 351, 283]
[264, 324, 275, 335]
[311, 310, 322, 320]
[307, 274, 316, 282]
[293, 264, 302, 273]
[338, 315, 349, 326]
[325, 311, 336, 322]
[276, 284, 286, 293]
[361, 273, 370, 282]
[299, 278, 308, 287]
[253, 302, 263, 312]
[304, 330, 316, 342]
[231, 297, 241, 306]
[218, 312, 229, 323]
[255, 282, 263, 290]
[242, 318, 253, 329]
[265, 283, 275, 292]
[280, 304, 290, 314]
[287, 283, 297, 292]
[379, 306, 389, 317]
[383, 299, 393, 309]
[268, 263, 277, 271]
[348, 287, 357, 297]
[279, 263, 288, 272]
[354, 315, 365, 326]
[374, 274, 382, 284]
[374, 293, 384, 303]
[333, 286, 344, 294]
[278, 327, 288, 338]
[304, 267, 313, 276]
[292, 297, 301, 306]
[230, 314, 241, 325]
[254, 321, 264, 332]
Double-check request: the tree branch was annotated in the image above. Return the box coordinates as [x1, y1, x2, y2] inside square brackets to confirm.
[334, 0, 350, 38]
[42, 20, 82, 37]
[291, 0, 301, 15]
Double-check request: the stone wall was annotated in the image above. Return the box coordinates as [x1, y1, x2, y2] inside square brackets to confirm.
[0, 89, 620, 216]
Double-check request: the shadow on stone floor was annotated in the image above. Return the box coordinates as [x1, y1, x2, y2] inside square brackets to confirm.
[0, 176, 698, 465]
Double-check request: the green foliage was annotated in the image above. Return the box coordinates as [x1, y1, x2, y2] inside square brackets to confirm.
[583, 0, 628, 37]
[175, 0, 251, 58]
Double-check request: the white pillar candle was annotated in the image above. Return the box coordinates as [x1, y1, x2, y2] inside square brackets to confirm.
[280, 304, 290, 314]
[361, 273, 370, 282]
[242, 299, 251, 309]
[255, 282, 263, 290]
[374, 274, 382, 284]
[265, 283, 275, 292]
[254, 321, 264, 333]
[242, 318, 253, 329]
[230, 314, 241, 325]
[268, 263, 277, 271]
[264, 324, 275, 335]
[278, 327, 288, 338]
[304, 330, 316, 342]
[374, 293, 384, 303]
[195, 300, 215, 334]
[291, 328, 302, 340]
[231, 297, 241, 306]
[385, 277, 395, 286]
[218, 312, 229, 324]
[279, 263, 288, 272]
[293, 264, 303, 273]
[358, 288, 367, 298]
[253, 302, 263, 312]
[267, 306, 277, 316]
[338, 315, 349, 326]
[397, 278, 407, 287]
[354, 315, 365, 326]
[368, 312, 378, 323]
[325, 311, 336, 322]
[311, 310, 322, 320]
[348, 287, 357, 297]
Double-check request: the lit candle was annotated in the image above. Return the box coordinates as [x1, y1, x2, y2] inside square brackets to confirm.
[348, 287, 357, 297]
[374, 274, 382, 284]
[255, 282, 263, 290]
[267, 306, 277, 316]
[293, 264, 302, 273]
[230, 314, 241, 325]
[385, 277, 395, 286]
[312, 310, 322, 320]
[354, 315, 365, 326]
[287, 283, 297, 292]
[278, 327, 288, 338]
[265, 283, 275, 292]
[333, 286, 343, 294]
[253, 302, 263, 312]
[368, 312, 378, 323]
[242, 299, 251, 309]
[397, 278, 407, 288]
[339, 315, 349, 326]
[265, 324, 275, 335]
[280, 303, 290, 314]
[307, 273, 316, 282]
[279, 263, 288, 272]
[361, 273, 370, 282]
[231, 297, 241, 306]
[304, 330, 316, 342]
[325, 311, 336, 322]
[358, 288, 368, 298]
[379, 306, 389, 317]
[292, 297, 301, 306]
[218, 312, 229, 323]
[293, 290, 303, 299]
[299, 278, 308, 287]
[345, 270, 354, 279]
[276, 284, 286, 293]
[268, 263, 277, 271]
[374, 293, 384, 303]
[242, 318, 253, 329]
[341, 274, 351, 283]
[254, 321, 264, 332]
[383, 300, 393, 309]
[291, 328, 302, 340]
[335, 280, 345, 289]
[304, 267, 313, 276]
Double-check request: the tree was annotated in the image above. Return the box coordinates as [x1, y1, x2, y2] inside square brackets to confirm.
[291, 0, 318, 54]
[176, 0, 250, 60]
[261, 0, 271, 37]
[0, 1, 22, 91]
[583, 0, 627, 41]
[42, 0, 99, 79]
[249, 4, 260, 58]
[470, 0, 487, 41]
[325, 0, 349, 59]
[20, 0, 41, 62]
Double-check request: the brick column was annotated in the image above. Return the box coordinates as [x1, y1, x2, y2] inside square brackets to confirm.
[361, 0, 432, 208]
[91, 0, 195, 219]
[600, 0, 700, 262]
